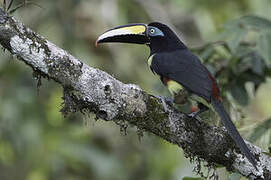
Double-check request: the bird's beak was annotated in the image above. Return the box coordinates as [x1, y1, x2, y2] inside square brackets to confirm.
[96, 23, 149, 46]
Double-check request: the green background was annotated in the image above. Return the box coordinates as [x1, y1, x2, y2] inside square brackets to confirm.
[0, 0, 271, 179]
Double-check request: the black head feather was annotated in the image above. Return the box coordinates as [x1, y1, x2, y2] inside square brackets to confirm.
[147, 22, 187, 54]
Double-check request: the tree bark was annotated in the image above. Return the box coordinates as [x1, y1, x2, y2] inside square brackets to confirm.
[0, 8, 270, 179]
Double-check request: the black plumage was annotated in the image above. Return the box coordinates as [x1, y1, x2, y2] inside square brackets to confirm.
[96, 21, 258, 169]
[150, 50, 213, 101]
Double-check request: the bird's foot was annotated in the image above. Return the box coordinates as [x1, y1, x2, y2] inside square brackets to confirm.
[187, 111, 200, 118]
[186, 103, 209, 119]
[152, 95, 174, 113]
[161, 96, 174, 113]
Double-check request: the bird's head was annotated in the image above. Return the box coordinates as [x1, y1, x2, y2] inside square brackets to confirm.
[96, 22, 187, 53]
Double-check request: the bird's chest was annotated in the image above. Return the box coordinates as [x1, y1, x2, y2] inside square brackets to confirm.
[148, 54, 184, 95]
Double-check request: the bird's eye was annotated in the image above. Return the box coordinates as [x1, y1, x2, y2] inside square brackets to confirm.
[150, 28, 155, 34]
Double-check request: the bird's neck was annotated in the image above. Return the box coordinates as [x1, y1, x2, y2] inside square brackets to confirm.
[149, 37, 187, 55]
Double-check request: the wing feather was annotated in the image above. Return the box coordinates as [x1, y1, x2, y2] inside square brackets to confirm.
[150, 50, 213, 101]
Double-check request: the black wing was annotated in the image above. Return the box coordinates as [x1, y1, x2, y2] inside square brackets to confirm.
[150, 49, 213, 101]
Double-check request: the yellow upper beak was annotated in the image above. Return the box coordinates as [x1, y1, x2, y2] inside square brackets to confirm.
[96, 23, 149, 46]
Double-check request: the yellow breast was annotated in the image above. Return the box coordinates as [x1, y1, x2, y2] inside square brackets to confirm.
[148, 54, 159, 78]
[148, 54, 155, 67]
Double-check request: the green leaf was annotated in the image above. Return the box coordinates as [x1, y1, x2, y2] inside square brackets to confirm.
[256, 31, 271, 66]
[199, 45, 215, 61]
[230, 83, 249, 106]
[230, 45, 252, 58]
[239, 16, 271, 29]
[241, 53, 265, 75]
[223, 27, 248, 53]
[242, 73, 265, 88]
[249, 118, 271, 142]
[221, 15, 271, 56]
[226, 15, 271, 30]
[250, 54, 265, 75]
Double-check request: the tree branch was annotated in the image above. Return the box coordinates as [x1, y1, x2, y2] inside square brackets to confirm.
[0, 8, 270, 179]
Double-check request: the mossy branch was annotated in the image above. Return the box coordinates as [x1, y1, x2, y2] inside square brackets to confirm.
[0, 8, 270, 179]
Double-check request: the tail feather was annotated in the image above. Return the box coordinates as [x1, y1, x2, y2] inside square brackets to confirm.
[211, 98, 257, 169]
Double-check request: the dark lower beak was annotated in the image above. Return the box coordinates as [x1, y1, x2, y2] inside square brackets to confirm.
[96, 23, 149, 46]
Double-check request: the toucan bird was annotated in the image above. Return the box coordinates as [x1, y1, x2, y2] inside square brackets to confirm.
[96, 22, 257, 169]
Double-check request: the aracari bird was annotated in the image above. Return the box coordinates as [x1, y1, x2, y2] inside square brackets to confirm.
[96, 22, 257, 169]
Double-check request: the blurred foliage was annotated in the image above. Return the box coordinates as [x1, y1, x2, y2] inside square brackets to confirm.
[1, 0, 271, 180]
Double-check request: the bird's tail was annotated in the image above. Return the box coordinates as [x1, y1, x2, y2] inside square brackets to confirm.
[211, 97, 257, 169]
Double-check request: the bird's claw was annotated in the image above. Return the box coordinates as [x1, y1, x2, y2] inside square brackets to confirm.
[152, 95, 174, 113]
[161, 97, 173, 113]
[186, 104, 208, 119]
[186, 111, 199, 118]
